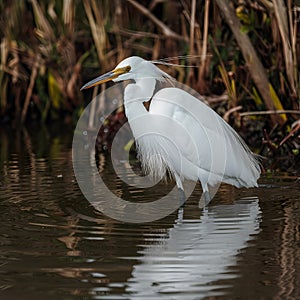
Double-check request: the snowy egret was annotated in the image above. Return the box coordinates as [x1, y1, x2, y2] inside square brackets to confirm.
[81, 56, 260, 204]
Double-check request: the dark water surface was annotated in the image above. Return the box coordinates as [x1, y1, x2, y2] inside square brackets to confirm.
[0, 125, 299, 299]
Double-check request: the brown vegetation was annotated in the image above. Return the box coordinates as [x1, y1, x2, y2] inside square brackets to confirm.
[0, 0, 299, 172]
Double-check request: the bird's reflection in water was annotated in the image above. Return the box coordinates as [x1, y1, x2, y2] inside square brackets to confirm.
[124, 197, 261, 299]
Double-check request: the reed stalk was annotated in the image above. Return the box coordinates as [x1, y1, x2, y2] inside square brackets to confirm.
[0, 0, 298, 129]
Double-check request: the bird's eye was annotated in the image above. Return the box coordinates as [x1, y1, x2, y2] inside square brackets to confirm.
[125, 66, 131, 72]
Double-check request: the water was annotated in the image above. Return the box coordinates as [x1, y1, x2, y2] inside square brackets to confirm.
[0, 125, 299, 299]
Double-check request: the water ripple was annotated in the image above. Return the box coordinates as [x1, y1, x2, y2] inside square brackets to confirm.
[123, 197, 261, 299]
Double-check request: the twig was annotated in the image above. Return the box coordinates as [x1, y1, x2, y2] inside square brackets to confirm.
[240, 110, 300, 117]
[223, 105, 242, 122]
[83, 0, 107, 65]
[199, 0, 210, 78]
[273, 0, 296, 97]
[189, 0, 196, 57]
[205, 94, 229, 103]
[21, 55, 40, 123]
[186, 0, 196, 85]
[263, 128, 277, 151]
[279, 122, 300, 146]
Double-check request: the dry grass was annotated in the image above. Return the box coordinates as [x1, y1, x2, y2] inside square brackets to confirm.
[0, 0, 299, 129]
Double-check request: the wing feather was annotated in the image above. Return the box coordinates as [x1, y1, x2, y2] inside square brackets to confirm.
[149, 87, 260, 187]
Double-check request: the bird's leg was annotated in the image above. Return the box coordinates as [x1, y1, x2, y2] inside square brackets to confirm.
[174, 173, 186, 207]
[176, 206, 184, 223]
[203, 191, 212, 205]
[176, 188, 185, 222]
[199, 181, 212, 208]
[178, 188, 186, 207]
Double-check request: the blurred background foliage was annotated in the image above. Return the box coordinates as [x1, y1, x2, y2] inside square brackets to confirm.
[0, 0, 299, 171]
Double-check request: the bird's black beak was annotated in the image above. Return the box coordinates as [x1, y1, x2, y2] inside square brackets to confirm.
[80, 66, 131, 91]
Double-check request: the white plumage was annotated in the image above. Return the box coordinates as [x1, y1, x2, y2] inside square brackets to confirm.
[81, 56, 261, 203]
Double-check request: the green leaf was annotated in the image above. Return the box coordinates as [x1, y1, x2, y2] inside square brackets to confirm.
[269, 84, 287, 122]
[48, 71, 63, 109]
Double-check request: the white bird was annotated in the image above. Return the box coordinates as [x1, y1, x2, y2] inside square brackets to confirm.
[81, 56, 261, 204]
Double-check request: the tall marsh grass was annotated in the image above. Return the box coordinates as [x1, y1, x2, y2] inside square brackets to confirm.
[0, 0, 299, 129]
